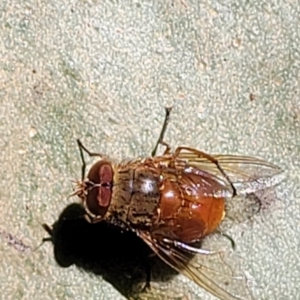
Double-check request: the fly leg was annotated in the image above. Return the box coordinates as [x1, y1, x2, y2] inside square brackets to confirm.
[77, 139, 108, 181]
[141, 257, 152, 292]
[215, 231, 236, 250]
[33, 224, 53, 252]
[174, 147, 237, 197]
[151, 107, 172, 157]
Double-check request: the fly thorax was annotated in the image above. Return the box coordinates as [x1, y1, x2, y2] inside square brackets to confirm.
[110, 166, 161, 227]
[127, 167, 161, 226]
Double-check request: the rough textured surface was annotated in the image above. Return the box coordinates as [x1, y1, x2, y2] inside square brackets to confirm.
[0, 0, 299, 299]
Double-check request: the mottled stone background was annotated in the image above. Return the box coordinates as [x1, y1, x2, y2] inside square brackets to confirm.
[0, 1, 299, 299]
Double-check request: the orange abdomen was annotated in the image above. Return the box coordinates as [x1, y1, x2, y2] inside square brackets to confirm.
[157, 176, 225, 243]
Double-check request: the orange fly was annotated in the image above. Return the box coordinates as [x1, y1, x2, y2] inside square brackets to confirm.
[72, 107, 284, 300]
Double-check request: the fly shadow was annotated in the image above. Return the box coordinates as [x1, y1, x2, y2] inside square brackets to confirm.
[42, 203, 179, 299]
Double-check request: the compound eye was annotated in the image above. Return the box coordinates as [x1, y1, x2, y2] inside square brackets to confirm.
[100, 164, 113, 183]
[85, 161, 113, 217]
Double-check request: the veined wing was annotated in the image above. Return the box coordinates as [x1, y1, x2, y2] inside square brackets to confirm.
[138, 231, 254, 300]
[175, 147, 284, 196]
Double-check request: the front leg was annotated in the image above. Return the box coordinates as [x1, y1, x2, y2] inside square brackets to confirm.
[77, 139, 108, 180]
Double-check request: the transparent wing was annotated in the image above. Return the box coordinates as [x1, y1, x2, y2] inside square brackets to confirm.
[138, 231, 255, 300]
[175, 147, 284, 196]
